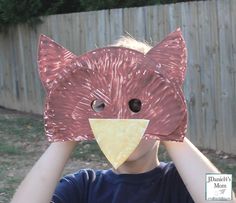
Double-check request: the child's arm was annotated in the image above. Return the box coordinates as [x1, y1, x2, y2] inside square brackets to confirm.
[11, 141, 76, 203]
[163, 137, 236, 203]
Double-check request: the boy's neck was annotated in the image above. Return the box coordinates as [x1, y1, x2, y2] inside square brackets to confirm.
[113, 148, 160, 174]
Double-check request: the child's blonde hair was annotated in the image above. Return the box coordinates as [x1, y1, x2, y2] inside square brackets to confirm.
[112, 36, 152, 54]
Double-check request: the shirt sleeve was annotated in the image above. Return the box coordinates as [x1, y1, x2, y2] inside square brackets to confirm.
[51, 169, 94, 203]
[163, 162, 195, 203]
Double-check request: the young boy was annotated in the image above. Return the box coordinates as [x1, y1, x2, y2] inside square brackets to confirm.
[11, 37, 235, 203]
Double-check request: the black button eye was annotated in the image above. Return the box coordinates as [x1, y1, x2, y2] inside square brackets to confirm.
[91, 99, 105, 112]
[128, 99, 142, 113]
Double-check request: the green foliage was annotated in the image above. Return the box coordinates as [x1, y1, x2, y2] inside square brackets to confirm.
[0, 0, 64, 29]
[0, 0, 199, 29]
[62, 0, 198, 12]
[77, 0, 159, 11]
[0, 0, 41, 27]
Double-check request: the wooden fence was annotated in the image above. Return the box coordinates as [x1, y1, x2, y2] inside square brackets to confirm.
[0, 0, 235, 154]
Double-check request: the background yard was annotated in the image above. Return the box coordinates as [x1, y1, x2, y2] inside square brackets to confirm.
[0, 0, 235, 202]
[0, 107, 235, 202]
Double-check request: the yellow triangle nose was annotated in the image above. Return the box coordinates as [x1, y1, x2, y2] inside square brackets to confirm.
[89, 119, 149, 169]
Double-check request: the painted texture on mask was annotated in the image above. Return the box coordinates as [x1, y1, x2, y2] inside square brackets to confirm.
[38, 28, 187, 142]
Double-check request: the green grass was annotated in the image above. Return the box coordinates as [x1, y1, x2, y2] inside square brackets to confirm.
[0, 116, 44, 141]
[0, 142, 25, 155]
[0, 176, 22, 202]
[72, 141, 106, 161]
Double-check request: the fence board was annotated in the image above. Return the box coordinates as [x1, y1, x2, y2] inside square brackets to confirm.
[217, 0, 236, 153]
[0, 0, 235, 154]
[109, 9, 123, 44]
[229, 0, 236, 153]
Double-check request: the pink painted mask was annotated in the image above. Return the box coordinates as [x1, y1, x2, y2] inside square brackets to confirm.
[38, 28, 187, 143]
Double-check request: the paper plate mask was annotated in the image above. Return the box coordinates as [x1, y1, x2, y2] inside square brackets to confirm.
[38, 28, 187, 168]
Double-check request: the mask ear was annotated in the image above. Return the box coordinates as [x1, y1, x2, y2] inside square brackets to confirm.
[145, 28, 187, 86]
[37, 35, 77, 92]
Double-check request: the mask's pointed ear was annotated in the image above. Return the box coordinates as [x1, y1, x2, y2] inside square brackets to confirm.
[146, 28, 187, 86]
[37, 35, 77, 92]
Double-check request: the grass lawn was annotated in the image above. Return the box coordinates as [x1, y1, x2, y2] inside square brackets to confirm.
[0, 107, 235, 202]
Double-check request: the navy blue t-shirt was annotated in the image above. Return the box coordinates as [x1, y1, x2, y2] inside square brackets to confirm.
[51, 162, 194, 203]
